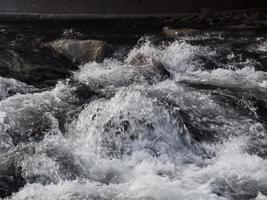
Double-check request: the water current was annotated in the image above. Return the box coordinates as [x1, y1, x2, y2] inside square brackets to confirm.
[0, 24, 266, 200]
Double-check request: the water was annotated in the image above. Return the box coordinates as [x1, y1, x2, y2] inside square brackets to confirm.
[0, 25, 267, 200]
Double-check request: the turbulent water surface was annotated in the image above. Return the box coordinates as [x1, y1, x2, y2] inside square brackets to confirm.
[0, 24, 267, 200]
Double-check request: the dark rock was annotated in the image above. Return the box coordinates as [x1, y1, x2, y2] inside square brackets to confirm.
[48, 39, 109, 64]
[0, 47, 77, 88]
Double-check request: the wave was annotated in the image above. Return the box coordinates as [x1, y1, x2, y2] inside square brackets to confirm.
[1, 32, 267, 200]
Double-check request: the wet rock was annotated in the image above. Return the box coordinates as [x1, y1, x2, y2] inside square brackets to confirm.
[163, 27, 199, 37]
[0, 48, 76, 88]
[135, 63, 171, 84]
[48, 39, 109, 64]
[73, 82, 103, 104]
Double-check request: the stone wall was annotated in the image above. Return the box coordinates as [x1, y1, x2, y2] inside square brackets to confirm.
[9, 0, 267, 14]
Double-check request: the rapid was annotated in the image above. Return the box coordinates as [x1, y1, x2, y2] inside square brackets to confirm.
[0, 25, 266, 200]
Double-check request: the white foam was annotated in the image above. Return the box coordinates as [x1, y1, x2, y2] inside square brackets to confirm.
[256, 193, 267, 200]
[5, 37, 267, 200]
[126, 40, 212, 73]
[0, 81, 75, 153]
[10, 135, 267, 200]
[257, 42, 267, 53]
[10, 81, 265, 200]
[178, 67, 267, 94]
[74, 40, 212, 89]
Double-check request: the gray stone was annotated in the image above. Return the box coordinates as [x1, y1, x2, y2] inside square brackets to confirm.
[163, 27, 200, 37]
[48, 39, 108, 64]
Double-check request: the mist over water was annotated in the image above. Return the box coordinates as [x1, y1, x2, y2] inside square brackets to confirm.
[0, 26, 267, 200]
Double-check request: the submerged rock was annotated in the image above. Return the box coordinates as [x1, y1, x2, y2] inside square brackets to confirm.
[0, 148, 28, 198]
[0, 144, 84, 199]
[127, 52, 152, 66]
[44, 145, 85, 180]
[48, 39, 109, 64]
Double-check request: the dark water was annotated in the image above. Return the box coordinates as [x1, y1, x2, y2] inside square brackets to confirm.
[0, 23, 267, 200]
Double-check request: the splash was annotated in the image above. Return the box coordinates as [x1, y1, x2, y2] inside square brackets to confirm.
[1, 31, 267, 200]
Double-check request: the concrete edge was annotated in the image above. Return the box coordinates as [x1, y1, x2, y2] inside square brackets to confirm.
[0, 7, 266, 22]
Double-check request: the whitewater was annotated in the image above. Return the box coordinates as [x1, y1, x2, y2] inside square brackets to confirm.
[0, 27, 266, 200]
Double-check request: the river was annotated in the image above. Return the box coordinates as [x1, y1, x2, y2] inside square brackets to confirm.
[0, 23, 266, 200]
